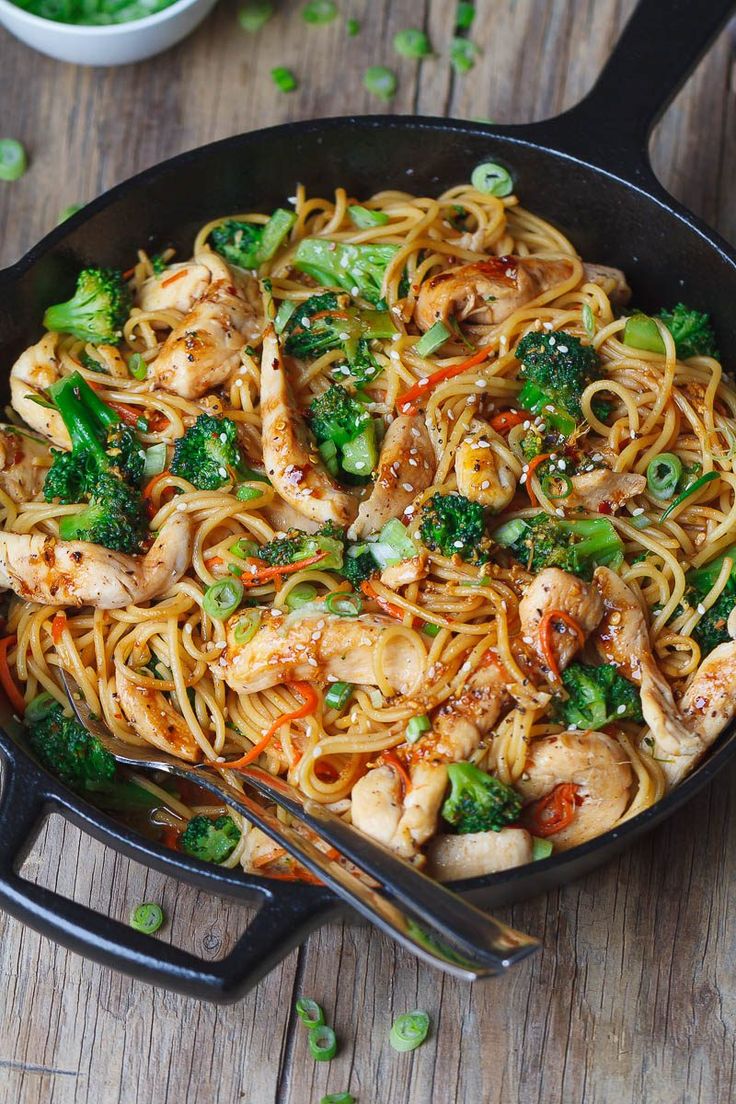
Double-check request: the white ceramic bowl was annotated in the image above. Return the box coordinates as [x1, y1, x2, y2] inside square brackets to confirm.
[0, 0, 217, 66]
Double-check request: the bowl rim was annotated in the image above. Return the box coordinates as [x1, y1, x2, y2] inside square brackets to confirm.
[0, 0, 206, 35]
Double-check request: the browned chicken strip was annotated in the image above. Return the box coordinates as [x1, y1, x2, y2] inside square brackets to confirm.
[348, 414, 434, 539]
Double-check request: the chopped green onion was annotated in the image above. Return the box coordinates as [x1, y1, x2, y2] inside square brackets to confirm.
[368, 517, 418, 569]
[340, 422, 378, 476]
[236, 485, 263, 502]
[348, 205, 390, 229]
[308, 1024, 337, 1061]
[423, 622, 441, 637]
[320, 1094, 355, 1104]
[233, 609, 262, 644]
[623, 313, 665, 355]
[203, 578, 244, 621]
[363, 66, 397, 102]
[415, 321, 451, 357]
[406, 714, 431, 743]
[274, 298, 298, 334]
[646, 453, 683, 500]
[631, 513, 651, 530]
[130, 902, 164, 934]
[271, 67, 298, 93]
[0, 139, 27, 181]
[142, 443, 167, 481]
[302, 0, 337, 24]
[128, 352, 148, 380]
[582, 303, 595, 339]
[286, 582, 318, 609]
[25, 692, 58, 723]
[238, 1, 273, 31]
[450, 36, 479, 74]
[325, 591, 363, 617]
[471, 161, 513, 197]
[58, 203, 82, 223]
[325, 681, 353, 710]
[532, 836, 553, 861]
[389, 1010, 430, 1052]
[295, 996, 325, 1027]
[455, 1, 475, 30]
[346, 17, 359, 35]
[229, 537, 259, 559]
[660, 470, 719, 522]
[540, 471, 572, 500]
[393, 28, 432, 59]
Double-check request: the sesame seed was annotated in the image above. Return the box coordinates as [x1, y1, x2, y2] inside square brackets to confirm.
[616, 704, 627, 714]
[453, 539, 464, 548]
[632, 507, 644, 516]
[555, 508, 565, 517]
[402, 482, 414, 492]
[697, 603, 706, 615]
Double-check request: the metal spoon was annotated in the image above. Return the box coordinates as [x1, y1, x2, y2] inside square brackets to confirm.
[61, 669, 539, 980]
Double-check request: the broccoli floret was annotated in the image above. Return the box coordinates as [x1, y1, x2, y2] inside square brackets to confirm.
[515, 330, 604, 434]
[43, 371, 147, 554]
[419, 492, 492, 564]
[309, 384, 371, 447]
[26, 700, 116, 792]
[342, 547, 378, 588]
[683, 543, 736, 656]
[294, 238, 400, 305]
[210, 209, 296, 269]
[441, 762, 522, 834]
[43, 267, 132, 345]
[150, 252, 168, 276]
[179, 814, 241, 863]
[260, 524, 345, 570]
[552, 662, 643, 729]
[170, 413, 245, 490]
[284, 293, 393, 386]
[658, 303, 719, 360]
[495, 513, 623, 580]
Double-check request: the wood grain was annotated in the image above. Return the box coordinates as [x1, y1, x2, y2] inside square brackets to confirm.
[1, 3, 735, 1102]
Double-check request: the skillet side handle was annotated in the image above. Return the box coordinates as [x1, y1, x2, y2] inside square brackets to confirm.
[525, 0, 735, 180]
[0, 754, 334, 1002]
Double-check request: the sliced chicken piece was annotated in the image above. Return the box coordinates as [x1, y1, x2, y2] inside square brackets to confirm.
[216, 609, 423, 696]
[240, 825, 281, 871]
[592, 566, 698, 758]
[0, 426, 52, 503]
[380, 553, 428, 589]
[388, 760, 448, 859]
[566, 469, 646, 513]
[427, 828, 533, 881]
[10, 333, 69, 447]
[414, 256, 574, 332]
[516, 731, 632, 849]
[454, 421, 516, 510]
[519, 567, 605, 677]
[350, 765, 403, 847]
[260, 327, 356, 527]
[137, 261, 212, 314]
[115, 673, 200, 762]
[671, 640, 736, 783]
[261, 498, 320, 536]
[0, 512, 192, 609]
[434, 654, 509, 761]
[348, 414, 434, 539]
[153, 257, 262, 400]
[582, 262, 631, 306]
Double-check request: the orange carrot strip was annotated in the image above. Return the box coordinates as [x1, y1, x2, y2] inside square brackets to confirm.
[538, 609, 585, 681]
[360, 580, 410, 622]
[52, 611, 67, 645]
[240, 551, 328, 587]
[525, 452, 553, 507]
[252, 846, 288, 868]
[525, 782, 580, 837]
[381, 750, 412, 796]
[108, 401, 144, 427]
[490, 409, 530, 434]
[217, 682, 319, 770]
[0, 636, 25, 716]
[397, 343, 493, 415]
[160, 269, 187, 289]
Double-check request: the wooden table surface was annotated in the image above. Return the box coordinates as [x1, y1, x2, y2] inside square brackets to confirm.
[1, 3, 736, 1102]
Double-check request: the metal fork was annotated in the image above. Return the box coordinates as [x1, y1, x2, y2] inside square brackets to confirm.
[60, 670, 539, 980]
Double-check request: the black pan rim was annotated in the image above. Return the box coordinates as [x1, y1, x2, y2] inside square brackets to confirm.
[2, 108, 736, 908]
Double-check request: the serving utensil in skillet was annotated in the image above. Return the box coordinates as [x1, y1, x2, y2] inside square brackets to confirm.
[1, 0, 735, 1001]
[58, 670, 539, 980]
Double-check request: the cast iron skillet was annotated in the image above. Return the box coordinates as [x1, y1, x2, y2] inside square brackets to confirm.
[0, 0, 734, 1003]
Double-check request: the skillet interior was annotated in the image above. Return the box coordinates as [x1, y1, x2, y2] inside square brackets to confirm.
[1, 0, 736, 997]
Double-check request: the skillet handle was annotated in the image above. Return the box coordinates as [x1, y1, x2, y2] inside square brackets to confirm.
[0, 756, 334, 1002]
[520, 0, 735, 180]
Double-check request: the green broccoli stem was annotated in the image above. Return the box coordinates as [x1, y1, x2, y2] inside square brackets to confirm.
[49, 371, 119, 467]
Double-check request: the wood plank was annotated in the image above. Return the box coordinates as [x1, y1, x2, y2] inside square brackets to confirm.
[1, 3, 735, 1103]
